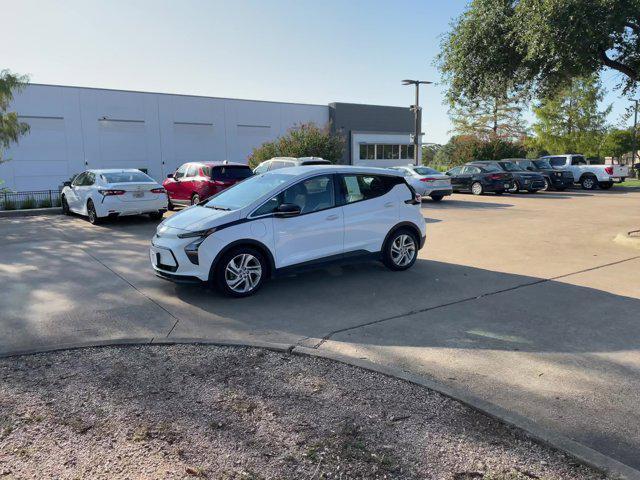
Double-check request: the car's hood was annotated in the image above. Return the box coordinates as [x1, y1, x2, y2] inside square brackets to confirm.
[161, 206, 240, 231]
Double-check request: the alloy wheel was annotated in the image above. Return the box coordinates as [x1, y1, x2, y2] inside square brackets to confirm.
[224, 253, 262, 294]
[390, 234, 416, 267]
[471, 182, 483, 195]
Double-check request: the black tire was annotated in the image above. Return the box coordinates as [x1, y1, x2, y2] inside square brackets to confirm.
[541, 178, 550, 191]
[191, 193, 200, 206]
[580, 175, 597, 190]
[214, 246, 267, 298]
[430, 195, 444, 202]
[86, 200, 100, 225]
[167, 196, 175, 211]
[471, 182, 484, 196]
[509, 181, 520, 193]
[61, 195, 70, 215]
[382, 228, 419, 271]
[149, 211, 164, 220]
[598, 181, 613, 190]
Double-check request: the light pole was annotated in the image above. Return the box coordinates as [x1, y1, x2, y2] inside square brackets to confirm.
[402, 80, 432, 166]
[632, 99, 638, 178]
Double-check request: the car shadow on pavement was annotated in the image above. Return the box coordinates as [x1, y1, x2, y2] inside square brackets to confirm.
[424, 199, 514, 209]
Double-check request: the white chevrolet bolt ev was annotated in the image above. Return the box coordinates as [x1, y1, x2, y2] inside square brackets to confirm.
[150, 165, 427, 297]
[61, 169, 168, 224]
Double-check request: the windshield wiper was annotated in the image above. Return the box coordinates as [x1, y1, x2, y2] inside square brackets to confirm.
[206, 205, 231, 211]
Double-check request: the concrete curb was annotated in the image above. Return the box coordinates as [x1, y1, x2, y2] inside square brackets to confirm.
[614, 232, 640, 250]
[1, 338, 638, 480]
[0, 207, 61, 218]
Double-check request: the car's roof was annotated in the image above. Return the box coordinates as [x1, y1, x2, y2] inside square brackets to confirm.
[88, 168, 148, 173]
[265, 164, 403, 177]
[196, 161, 249, 167]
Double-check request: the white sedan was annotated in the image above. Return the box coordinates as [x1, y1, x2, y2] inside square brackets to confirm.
[389, 165, 453, 201]
[61, 169, 168, 224]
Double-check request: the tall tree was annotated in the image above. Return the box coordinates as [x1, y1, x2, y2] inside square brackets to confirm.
[531, 76, 611, 156]
[438, 0, 640, 101]
[1, 70, 30, 164]
[450, 90, 528, 141]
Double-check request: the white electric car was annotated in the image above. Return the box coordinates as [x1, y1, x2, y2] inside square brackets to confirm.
[61, 169, 168, 224]
[150, 165, 427, 297]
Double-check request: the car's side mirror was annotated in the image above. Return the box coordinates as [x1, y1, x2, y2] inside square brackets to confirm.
[63, 181, 72, 187]
[167, 173, 174, 178]
[445, 172, 451, 176]
[274, 203, 301, 217]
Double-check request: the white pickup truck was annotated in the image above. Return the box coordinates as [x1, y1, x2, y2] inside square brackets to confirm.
[540, 154, 629, 190]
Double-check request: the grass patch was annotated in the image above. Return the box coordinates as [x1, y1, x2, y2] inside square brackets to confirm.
[20, 197, 37, 209]
[619, 178, 640, 188]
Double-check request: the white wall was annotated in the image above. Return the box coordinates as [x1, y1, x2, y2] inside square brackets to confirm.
[1, 85, 328, 191]
[351, 132, 421, 168]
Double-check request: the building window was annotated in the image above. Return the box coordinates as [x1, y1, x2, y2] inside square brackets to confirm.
[359, 144, 415, 160]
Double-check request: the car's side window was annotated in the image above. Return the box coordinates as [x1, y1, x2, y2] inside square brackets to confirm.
[571, 156, 586, 166]
[253, 175, 336, 216]
[72, 172, 87, 186]
[186, 165, 199, 177]
[340, 174, 397, 205]
[550, 157, 566, 167]
[84, 172, 95, 186]
[254, 162, 269, 174]
[467, 166, 481, 174]
[447, 167, 461, 176]
[174, 165, 187, 179]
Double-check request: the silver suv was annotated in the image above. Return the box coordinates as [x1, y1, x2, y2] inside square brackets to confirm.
[253, 157, 331, 174]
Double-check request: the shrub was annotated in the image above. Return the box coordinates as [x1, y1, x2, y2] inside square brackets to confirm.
[20, 197, 37, 209]
[53, 197, 62, 207]
[2, 198, 16, 210]
[39, 198, 52, 208]
[248, 122, 345, 169]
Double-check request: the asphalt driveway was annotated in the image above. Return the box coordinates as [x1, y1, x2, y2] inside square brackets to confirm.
[1, 188, 639, 473]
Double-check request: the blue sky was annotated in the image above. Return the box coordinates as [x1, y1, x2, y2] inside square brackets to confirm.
[1, 0, 634, 144]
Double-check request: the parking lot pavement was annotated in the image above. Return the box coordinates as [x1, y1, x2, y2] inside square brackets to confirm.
[1, 188, 639, 470]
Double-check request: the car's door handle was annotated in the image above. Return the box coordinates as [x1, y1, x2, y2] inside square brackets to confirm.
[326, 214, 339, 221]
[384, 202, 394, 208]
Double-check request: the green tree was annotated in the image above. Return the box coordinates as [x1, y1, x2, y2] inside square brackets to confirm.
[438, 0, 640, 101]
[421, 143, 442, 165]
[433, 135, 526, 167]
[1, 70, 30, 164]
[450, 90, 528, 141]
[531, 76, 611, 157]
[248, 123, 345, 169]
[601, 128, 635, 159]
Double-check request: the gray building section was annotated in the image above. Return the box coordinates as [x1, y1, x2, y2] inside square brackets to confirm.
[329, 102, 415, 165]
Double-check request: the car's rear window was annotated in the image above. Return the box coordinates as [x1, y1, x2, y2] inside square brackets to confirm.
[300, 160, 331, 165]
[101, 171, 153, 183]
[208, 166, 253, 180]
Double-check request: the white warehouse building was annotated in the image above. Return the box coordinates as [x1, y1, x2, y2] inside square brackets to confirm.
[2, 84, 419, 192]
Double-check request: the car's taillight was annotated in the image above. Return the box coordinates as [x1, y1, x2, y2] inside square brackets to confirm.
[150, 187, 166, 194]
[420, 177, 438, 182]
[98, 189, 125, 196]
[605, 166, 613, 175]
[489, 174, 502, 180]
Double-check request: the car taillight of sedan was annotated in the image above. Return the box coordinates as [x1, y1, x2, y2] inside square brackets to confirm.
[488, 174, 505, 180]
[420, 177, 438, 182]
[98, 189, 126, 196]
[150, 187, 166, 194]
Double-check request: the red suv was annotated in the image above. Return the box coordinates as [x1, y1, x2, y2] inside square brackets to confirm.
[163, 161, 253, 209]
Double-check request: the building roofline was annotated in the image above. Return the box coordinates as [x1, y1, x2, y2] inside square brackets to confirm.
[329, 101, 409, 110]
[27, 83, 328, 108]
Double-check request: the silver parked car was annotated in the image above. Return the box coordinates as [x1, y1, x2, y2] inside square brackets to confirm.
[389, 165, 453, 201]
[253, 157, 331, 174]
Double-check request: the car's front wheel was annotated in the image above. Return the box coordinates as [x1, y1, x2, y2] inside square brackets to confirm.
[191, 193, 200, 205]
[86, 200, 100, 225]
[382, 229, 418, 271]
[214, 247, 267, 297]
[509, 181, 520, 193]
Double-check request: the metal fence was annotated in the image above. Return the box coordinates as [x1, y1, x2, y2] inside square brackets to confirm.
[0, 190, 62, 210]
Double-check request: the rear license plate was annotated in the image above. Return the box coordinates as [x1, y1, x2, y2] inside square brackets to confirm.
[611, 177, 620, 182]
[133, 191, 144, 198]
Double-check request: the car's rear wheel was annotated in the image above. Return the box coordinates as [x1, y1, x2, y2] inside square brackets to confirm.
[87, 200, 100, 225]
[167, 195, 175, 211]
[61, 195, 70, 215]
[149, 211, 164, 220]
[191, 193, 200, 205]
[214, 247, 266, 297]
[581, 175, 597, 190]
[471, 182, 483, 195]
[430, 194, 444, 202]
[509, 181, 520, 193]
[382, 229, 418, 271]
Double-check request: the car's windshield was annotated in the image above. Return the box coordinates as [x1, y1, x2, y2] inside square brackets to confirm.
[499, 162, 523, 172]
[516, 160, 535, 170]
[413, 167, 440, 175]
[203, 173, 291, 210]
[533, 159, 552, 169]
[101, 171, 153, 183]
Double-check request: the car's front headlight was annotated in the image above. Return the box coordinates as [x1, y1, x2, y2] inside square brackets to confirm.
[177, 227, 217, 239]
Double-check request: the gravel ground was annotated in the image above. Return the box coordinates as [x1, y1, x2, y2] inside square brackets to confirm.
[0, 345, 604, 480]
